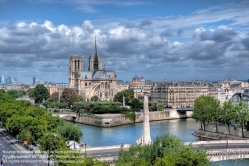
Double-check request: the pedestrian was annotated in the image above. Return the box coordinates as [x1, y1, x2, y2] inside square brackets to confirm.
[0, 159, 3, 166]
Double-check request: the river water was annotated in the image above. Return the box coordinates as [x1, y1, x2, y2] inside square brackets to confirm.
[75, 118, 249, 166]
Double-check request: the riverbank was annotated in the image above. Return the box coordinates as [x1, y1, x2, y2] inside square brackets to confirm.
[62, 109, 193, 127]
[193, 129, 248, 140]
[193, 123, 249, 140]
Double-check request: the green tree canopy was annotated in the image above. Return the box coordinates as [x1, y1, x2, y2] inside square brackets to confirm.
[50, 92, 59, 102]
[157, 103, 164, 111]
[113, 89, 134, 105]
[38, 132, 67, 164]
[192, 95, 218, 130]
[27, 88, 35, 98]
[7, 90, 26, 99]
[130, 98, 142, 112]
[57, 121, 83, 142]
[91, 95, 100, 102]
[18, 129, 32, 142]
[234, 101, 249, 137]
[221, 100, 236, 135]
[60, 88, 79, 107]
[34, 84, 50, 104]
[115, 134, 210, 166]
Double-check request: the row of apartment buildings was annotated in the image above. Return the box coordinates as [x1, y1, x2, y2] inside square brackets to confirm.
[1, 76, 249, 108]
[150, 78, 249, 108]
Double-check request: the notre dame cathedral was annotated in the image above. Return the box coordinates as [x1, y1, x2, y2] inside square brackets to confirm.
[68, 38, 121, 101]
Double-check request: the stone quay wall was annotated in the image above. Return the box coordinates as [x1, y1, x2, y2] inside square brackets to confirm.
[205, 123, 244, 137]
[193, 123, 249, 139]
[62, 109, 193, 127]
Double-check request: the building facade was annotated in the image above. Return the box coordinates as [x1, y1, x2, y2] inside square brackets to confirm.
[130, 75, 153, 100]
[151, 81, 214, 108]
[218, 78, 249, 105]
[68, 38, 123, 101]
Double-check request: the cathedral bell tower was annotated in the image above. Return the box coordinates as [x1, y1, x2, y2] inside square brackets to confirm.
[69, 56, 83, 92]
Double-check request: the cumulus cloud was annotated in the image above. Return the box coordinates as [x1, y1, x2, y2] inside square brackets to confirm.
[1, 1, 249, 83]
[199, 29, 237, 42]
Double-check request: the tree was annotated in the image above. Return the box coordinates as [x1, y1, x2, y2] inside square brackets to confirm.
[157, 103, 164, 111]
[91, 95, 100, 102]
[38, 132, 66, 165]
[60, 88, 79, 107]
[59, 102, 69, 109]
[193, 95, 215, 130]
[57, 121, 83, 142]
[7, 90, 26, 99]
[78, 95, 84, 101]
[6, 115, 48, 141]
[130, 98, 142, 112]
[72, 102, 85, 115]
[33, 84, 50, 104]
[27, 88, 35, 98]
[115, 134, 210, 166]
[18, 129, 32, 142]
[221, 100, 236, 135]
[113, 89, 134, 105]
[205, 96, 221, 133]
[149, 101, 157, 111]
[50, 92, 59, 102]
[234, 101, 249, 137]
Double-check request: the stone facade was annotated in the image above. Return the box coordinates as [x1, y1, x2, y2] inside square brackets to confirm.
[68, 39, 124, 101]
[218, 78, 249, 106]
[130, 75, 153, 99]
[151, 81, 213, 108]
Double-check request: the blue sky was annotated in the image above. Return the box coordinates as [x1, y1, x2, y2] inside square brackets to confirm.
[0, 0, 249, 83]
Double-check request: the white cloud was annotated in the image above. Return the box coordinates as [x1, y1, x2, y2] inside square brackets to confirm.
[108, 26, 146, 40]
[17, 22, 27, 28]
[1, 1, 249, 83]
[76, 5, 99, 13]
[42, 20, 56, 32]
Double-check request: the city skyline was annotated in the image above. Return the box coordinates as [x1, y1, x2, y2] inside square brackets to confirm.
[0, 0, 249, 83]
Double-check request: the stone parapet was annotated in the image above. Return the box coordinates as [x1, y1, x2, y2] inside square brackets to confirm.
[62, 109, 193, 127]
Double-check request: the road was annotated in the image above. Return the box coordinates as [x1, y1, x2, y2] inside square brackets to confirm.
[195, 142, 249, 150]
[0, 130, 48, 166]
[86, 147, 129, 158]
[86, 142, 249, 159]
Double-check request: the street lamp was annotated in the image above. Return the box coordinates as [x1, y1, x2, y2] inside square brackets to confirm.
[226, 134, 228, 149]
[74, 135, 75, 149]
[84, 143, 87, 158]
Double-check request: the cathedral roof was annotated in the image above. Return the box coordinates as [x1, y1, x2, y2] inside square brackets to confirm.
[80, 71, 93, 79]
[80, 70, 116, 79]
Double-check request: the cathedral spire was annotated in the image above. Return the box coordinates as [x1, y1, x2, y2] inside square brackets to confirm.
[94, 36, 97, 56]
[94, 36, 99, 70]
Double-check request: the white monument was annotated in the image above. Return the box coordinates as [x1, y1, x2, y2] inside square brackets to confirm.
[136, 93, 152, 145]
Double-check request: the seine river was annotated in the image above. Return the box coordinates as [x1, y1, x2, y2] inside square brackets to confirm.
[75, 118, 249, 166]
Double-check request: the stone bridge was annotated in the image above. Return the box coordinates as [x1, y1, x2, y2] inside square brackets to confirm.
[84, 140, 249, 162]
[207, 148, 249, 161]
[186, 140, 249, 161]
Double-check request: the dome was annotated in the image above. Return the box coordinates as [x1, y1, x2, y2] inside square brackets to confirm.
[132, 75, 139, 81]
